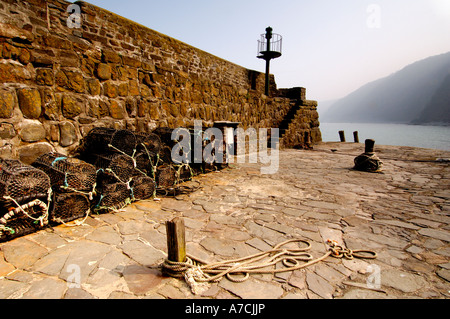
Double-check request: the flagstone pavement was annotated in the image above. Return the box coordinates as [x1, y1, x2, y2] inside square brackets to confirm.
[0, 142, 449, 299]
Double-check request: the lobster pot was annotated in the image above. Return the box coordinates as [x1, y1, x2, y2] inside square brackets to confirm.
[176, 165, 193, 183]
[32, 152, 97, 192]
[134, 152, 155, 177]
[0, 159, 51, 242]
[0, 194, 49, 242]
[81, 127, 138, 156]
[156, 165, 177, 189]
[131, 175, 155, 200]
[135, 132, 162, 156]
[153, 127, 175, 147]
[95, 182, 131, 212]
[50, 192, 90, 224]
[94, 153, 136, 183]
[158, 145, 173, 166]
[0, 159, 51, 203]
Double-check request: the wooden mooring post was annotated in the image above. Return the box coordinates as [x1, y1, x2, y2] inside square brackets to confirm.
[338, 130, 346, 142]
[365, 138, 375, 154]
[353, 131, 359, 143]
[164, 217, 186, 276]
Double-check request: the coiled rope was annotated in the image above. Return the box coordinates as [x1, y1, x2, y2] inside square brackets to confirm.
[161, 238, 377, 295]
[353, 152, 383, 172]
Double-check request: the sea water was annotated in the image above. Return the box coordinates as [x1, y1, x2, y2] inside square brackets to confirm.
[320, 122, 450, 151]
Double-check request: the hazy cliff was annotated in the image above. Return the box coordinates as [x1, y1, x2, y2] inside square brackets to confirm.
[322, 52, 450, 124]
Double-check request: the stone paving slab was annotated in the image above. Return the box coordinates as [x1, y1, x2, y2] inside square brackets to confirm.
[0, 142, 449, 299]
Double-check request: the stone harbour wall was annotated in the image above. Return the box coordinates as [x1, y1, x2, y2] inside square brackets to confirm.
[0, 0, 321, 164]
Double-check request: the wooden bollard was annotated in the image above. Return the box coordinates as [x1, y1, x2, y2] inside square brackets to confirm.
[165, 217, 186, 273]
[353, 131, 359, 143]
[365, 139, 375, 154]
[338, 130, 346, 142]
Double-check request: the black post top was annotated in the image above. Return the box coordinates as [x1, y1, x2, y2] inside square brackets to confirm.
[265, 26, 273, 39]
[365, 139, 375, 153]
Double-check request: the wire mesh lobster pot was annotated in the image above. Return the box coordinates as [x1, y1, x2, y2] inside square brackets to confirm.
[82, 127, 138, 156]
[176, 165, 193, 183]
[134, 152, 155, 177]
[32, 152, 97, 192]
[158, 145, 173, 166]
[0, 159, 50, 242]
[156, 165, 177, 189]
[0, 196, 49, 242]
[93, 153, 136, 183]
[131, 175, 155, 201]
[0, 159, 51, 201]
[95, 181, 131, 212]
[135, 132, 162, 155]
[49, 192, 90, 224]
[153, 127, 175, 147]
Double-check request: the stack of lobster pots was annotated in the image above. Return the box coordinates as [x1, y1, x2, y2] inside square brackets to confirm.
[0, 126, 226, 242]
[76, 127, 160, 212]
[32, 153, 97, 224]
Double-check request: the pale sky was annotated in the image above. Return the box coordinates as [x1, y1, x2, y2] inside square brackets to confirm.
[82, 0, 450, 103]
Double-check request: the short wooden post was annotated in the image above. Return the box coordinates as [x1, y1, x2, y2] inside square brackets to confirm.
[353, 131, 359, 143]
[166, 217, 186, 263]
[365, 139, 375, 153]
[338, 130, 346, 142]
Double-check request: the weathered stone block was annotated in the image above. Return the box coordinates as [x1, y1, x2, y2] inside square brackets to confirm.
[128, 80, 140, 96]
[58, 50, 80, 68]
[36, 68, 54, 86]
[81, 57, 96, 76]
[125, 98, 137, 117]
[86, 78, 101, 95]
[0, 61, 32, 83]
[96, 63, 111, 80]
[19, 120, 46, 142]
[0, 22, 35, 42]
[18, 142, 54, 165]
[0, 89, 16, 118]
[102, 49, 121, 63]
[59, 121, 77, 147]
[50, 124, 59, 142]
[137, 99, 149, 117]
[140, 85, 150, 98]
[41, 89, 59, 120]
[18, 48, 31, 65]
[62, 94, 82, 119]
[17, 88, 42, 119]
[141, 61, 155, 72]
[56, 70, 85, 93]
[42, 34, 72, 50]
[98, 100, 110, 118]
[161, 100, 178, 117]
[78, 116, 96, 124]
[109, 100, 125, 119]
[118, 82, 129, 97]
[149, 101, 160, 120]
[122, 55, 141, 68]
[0, 122, 15, 139]
[103, 81, 118, 98]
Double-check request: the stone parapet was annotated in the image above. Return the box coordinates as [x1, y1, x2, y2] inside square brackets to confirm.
[0, 0, 320, 162]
